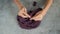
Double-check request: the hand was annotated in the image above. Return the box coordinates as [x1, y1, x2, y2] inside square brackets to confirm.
[30, 11, 43, 21]
[18, 7, 31, 18]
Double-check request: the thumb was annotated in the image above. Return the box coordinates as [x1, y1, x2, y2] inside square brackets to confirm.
[30, 17, 34, 20]
[24, 12, 31, 18]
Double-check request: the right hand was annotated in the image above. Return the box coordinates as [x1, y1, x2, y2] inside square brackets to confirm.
[18, 7, 31, 18]
[30, 10, 44, 21]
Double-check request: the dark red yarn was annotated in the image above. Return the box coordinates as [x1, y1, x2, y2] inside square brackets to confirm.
[17, 8, 42, 29]
[33, 1, 37, 6]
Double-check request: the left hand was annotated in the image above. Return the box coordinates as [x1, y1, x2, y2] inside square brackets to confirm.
[18, 7, 31, 18]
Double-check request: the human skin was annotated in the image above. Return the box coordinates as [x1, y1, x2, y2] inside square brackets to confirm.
[13, 0, 31, 18]
[13, 0, 53, 29]
[30, 0, 53, 21]
[13, 0, 53, 21]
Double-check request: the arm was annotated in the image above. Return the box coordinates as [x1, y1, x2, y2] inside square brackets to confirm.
[40, 0, 53, 17]
[14, 0, 31, 18]
[14, 0, 24, 10]
[30, 0, 53, 21]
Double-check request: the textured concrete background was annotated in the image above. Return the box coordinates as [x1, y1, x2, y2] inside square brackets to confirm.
[0, 0, 60, 34]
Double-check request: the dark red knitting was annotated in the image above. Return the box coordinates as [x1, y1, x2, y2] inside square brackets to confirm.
[17, 8, 42, 29]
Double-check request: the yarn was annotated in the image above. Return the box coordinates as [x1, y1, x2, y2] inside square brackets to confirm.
[17, 8, 42, 29]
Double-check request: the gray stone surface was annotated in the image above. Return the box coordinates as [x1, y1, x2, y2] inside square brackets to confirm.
[0, 0, 60, 34]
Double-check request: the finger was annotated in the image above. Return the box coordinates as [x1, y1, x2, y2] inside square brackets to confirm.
[24, 13, 31, 18]
[30, 17, 35, 20]
[21, 15, 28, 18]
[24, 7, 27, 12]
[18, 12, 29, 18]
[21, 8, 31, 18]
[30, 17, 40, 21]
[23, 8, 31, 18]
[21, 12, 30, 17]
[19, 13, 28, 18]
[30, 18, 39, 21]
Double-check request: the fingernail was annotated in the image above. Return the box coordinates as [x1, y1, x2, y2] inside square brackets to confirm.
[30, 18, 32, 20]
[29, 16, 31, 18]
